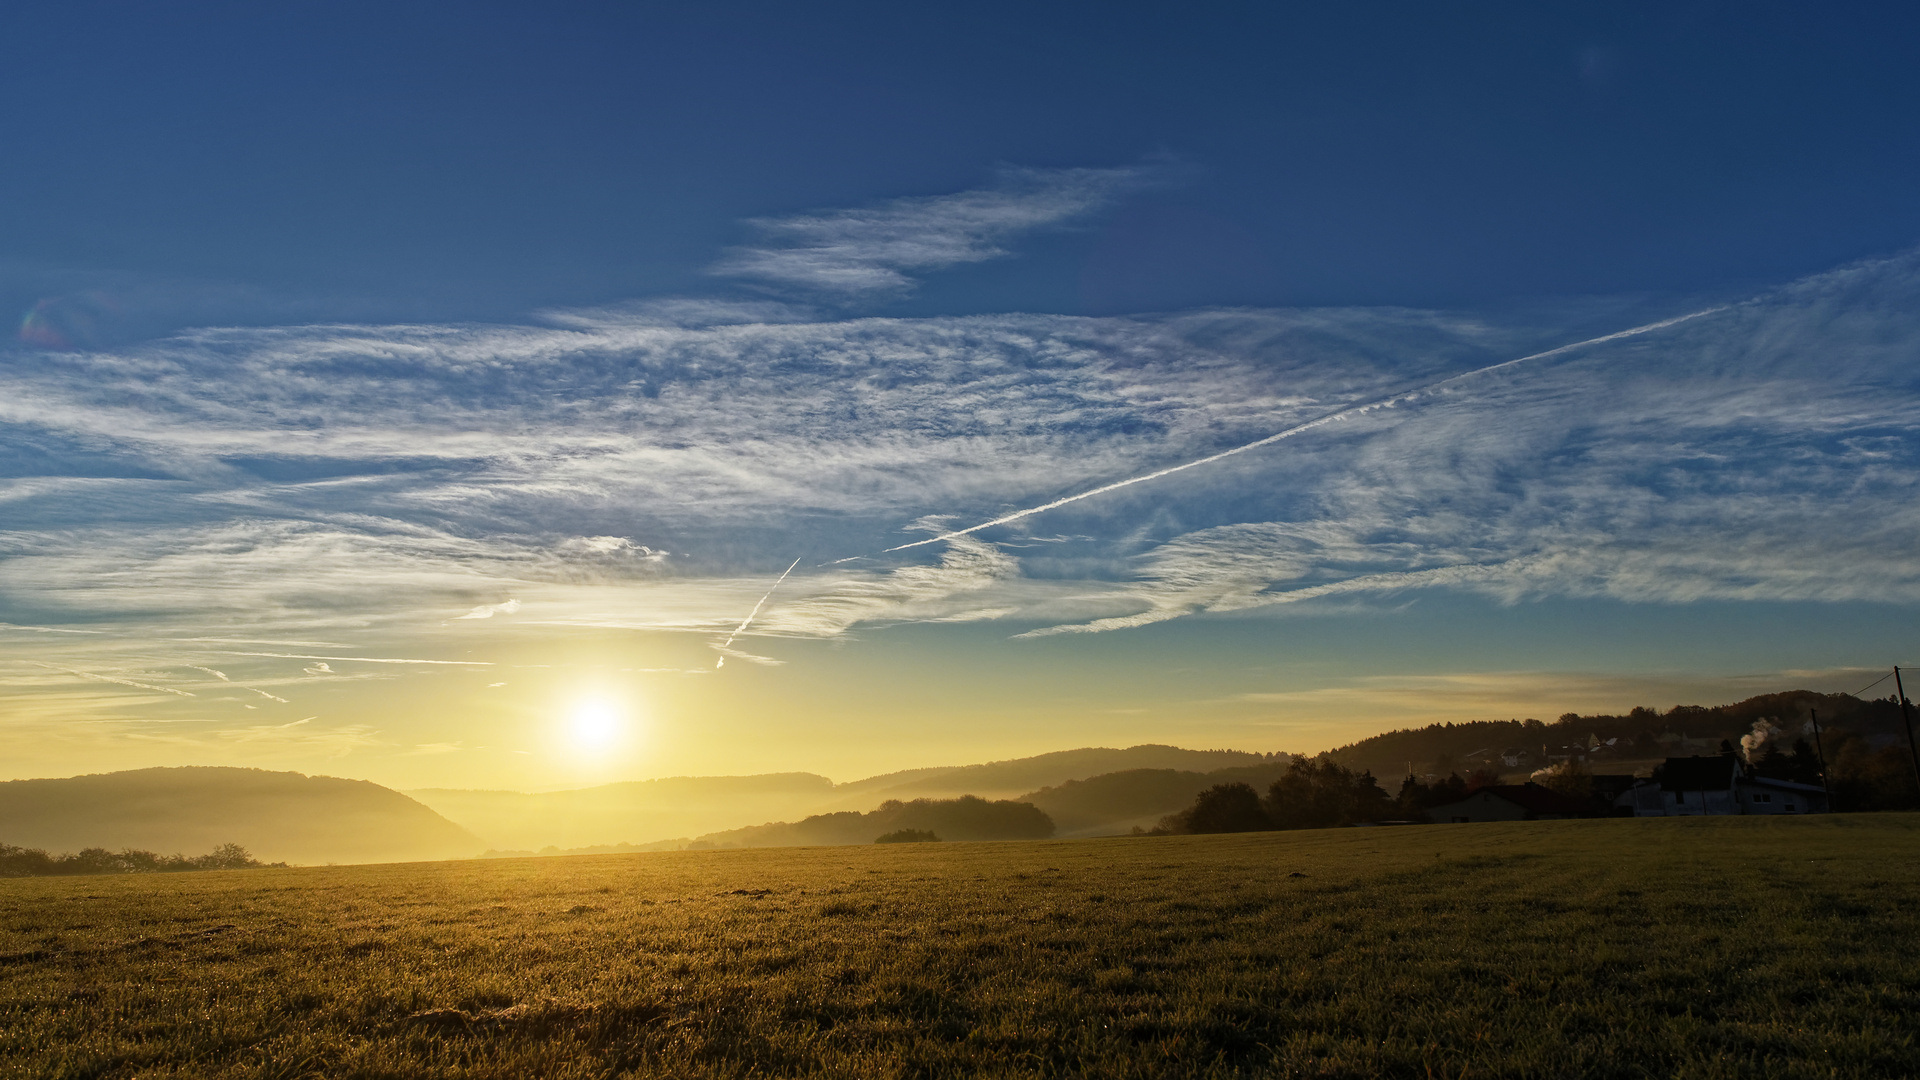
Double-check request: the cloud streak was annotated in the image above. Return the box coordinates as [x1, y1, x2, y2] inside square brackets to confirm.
[456, 598, 521, 620]
[711, 165, 1153, 298]
[1, 176, 1917, 751]
[887, 305, 1726, 554]
[214, 652, 494, 666]
[713, 557, 801, 667]
[30, 662, 197, 698]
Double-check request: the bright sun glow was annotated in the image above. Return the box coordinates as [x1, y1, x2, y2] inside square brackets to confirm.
[567, 699, 626, 753]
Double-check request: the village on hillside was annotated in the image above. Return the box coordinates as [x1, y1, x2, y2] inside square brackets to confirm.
[1141, 688, 1917, 836]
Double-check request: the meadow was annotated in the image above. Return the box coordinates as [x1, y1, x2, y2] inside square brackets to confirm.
[3, 815, 1918, 1079]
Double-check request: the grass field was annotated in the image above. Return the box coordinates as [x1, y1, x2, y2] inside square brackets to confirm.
[4, 815, 1918, 1079]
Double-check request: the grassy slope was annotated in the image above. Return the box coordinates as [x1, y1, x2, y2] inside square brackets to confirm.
[2, 815, 1916, 1078]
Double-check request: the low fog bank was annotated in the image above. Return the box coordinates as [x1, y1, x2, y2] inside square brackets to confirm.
[407, 745, 1283, 851]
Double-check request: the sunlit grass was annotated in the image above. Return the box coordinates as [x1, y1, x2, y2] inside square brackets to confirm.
[3, 815, 1917, 1078]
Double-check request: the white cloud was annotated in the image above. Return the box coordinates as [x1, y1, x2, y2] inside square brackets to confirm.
[0, 212, 1915, 705]
[711, 645, 784, 667]
[28, 662, 197, 698]
[761, 535, 1022, 640]
[711, 164, 1155, 297]
[211, 718, 381, 757]
[456, 598, 522, 620]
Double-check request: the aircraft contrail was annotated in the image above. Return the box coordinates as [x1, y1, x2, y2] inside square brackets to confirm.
[714, 557, 802, 668]
[32, 662, 197, 698]
[884, 305, 1728, 553]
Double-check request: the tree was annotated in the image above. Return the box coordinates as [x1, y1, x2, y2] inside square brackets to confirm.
[1427, 772, 1468, 806]
[1785, 739, 1824, 786]
[1156, 782, 1269, 834]
[1535, 760, 1592, 798]
[1264, 759, 1391, 829]
[1395, 774, 1431, 816]
[874, 829, 939, 844]
[1463, 768, 1501, 792]
[192, 843, 260, 870]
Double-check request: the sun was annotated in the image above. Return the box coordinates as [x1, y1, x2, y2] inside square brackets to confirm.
[566, 698, 626, 753]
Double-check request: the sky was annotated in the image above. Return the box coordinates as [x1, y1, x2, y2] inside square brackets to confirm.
[3, 2, 1919, 790]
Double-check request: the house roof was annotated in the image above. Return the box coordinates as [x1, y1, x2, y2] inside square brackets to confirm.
[1746, 776, 1827, 794]
[1659, 755, 1740, 792]
[1430, 783, 1592, 817]
[1479, 784, 1594, 815]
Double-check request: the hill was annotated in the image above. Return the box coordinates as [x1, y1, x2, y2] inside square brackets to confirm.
[407, 773, 836, 851]
[688, 796, 1054, 849]
[1321, 690, 1911, 783]
[0, 767, 480, 865]
[411, 746, 1285, 850]
[819, 745, 1286, 808]
[1020, 761, 1299, 837]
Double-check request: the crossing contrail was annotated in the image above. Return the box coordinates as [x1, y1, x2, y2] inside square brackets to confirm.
[714, 557, 802, 668]
[883, 305, 1727, 553]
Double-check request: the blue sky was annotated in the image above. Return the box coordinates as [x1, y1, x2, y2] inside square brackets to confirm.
[3, 3, 1918, 787]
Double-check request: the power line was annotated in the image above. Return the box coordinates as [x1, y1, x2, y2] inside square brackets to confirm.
[1850, 670, 1898, 698]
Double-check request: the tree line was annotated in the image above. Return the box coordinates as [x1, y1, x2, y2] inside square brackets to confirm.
[0, 842, 272, 877]
[1144, 759, 1403, 834]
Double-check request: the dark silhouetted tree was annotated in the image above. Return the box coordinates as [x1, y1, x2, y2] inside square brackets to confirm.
[1155, 782, 1270, 834]
[1395, 774, 1430, 816]
[1785, 739, 1824, 785]
[1264, 759, 1390, 829]
[192, 843, 260, 869]
[873, 829, 939, 844]
[1427, 772, 1468, 806]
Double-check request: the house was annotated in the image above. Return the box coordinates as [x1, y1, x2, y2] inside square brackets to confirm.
[1734, 776, 1828, 815]
[1425, 783, 1594, 824]
[1615, 755, 1829, 816]
[1588, 774, 1641, 813]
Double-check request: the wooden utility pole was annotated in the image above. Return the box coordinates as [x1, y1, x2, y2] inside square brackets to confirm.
[1895, 667, 1920, 793]
[1809, 708, 1832, 810]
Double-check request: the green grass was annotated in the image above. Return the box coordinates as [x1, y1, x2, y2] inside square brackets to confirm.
[4, 815, 1918, 1078]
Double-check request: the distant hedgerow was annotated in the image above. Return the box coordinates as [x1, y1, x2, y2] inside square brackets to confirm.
[0, 841, 275, 877]
[874, 829, 941, 844]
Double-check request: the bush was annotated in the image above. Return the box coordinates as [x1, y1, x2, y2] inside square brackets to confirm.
[874, 829, 940, 844]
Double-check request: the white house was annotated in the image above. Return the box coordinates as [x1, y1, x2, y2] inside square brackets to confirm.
[1615, 755, 1829, 817]
[1737, 775, 1827, 815]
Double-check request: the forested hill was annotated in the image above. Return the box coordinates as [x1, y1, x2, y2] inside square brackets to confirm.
[1321, 691, 1908, 779]
[826, 745, 1284, 806]
[1020, 761, 1298, 838]
[0, 767, 480, 865]
[687, 796, 1054, 849]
